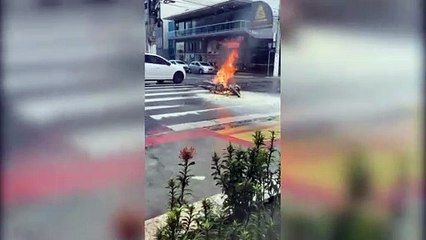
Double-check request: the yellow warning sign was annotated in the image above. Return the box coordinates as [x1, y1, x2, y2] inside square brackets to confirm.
[255, 5, 266, 21]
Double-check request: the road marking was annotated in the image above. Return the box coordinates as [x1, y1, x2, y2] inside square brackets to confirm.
[151, 108, 221, 119]
[145, 89, 207, 97]
[145, 96, 201, 103]
[68, 123, 143, 157]
[167, 113, 280, 132]
[145, 85, 194, 89]
[145, 105, 183, 111]
[150, 105, 244, 120]
[16, 88, 143, 125]
[145, 87, 195, 92]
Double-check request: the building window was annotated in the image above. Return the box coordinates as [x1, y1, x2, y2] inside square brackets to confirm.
[178, 22, 184, 31]
[168, 22, 175, 32]
[185, 20, 192, 29]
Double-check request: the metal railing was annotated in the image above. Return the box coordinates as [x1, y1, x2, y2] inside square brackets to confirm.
[168, 20, 251, 39]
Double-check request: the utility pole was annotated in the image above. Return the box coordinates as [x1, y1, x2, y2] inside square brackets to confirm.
[273, 16, 280, 77]
[146, 0, 161, 54]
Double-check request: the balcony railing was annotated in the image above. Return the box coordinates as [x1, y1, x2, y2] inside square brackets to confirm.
[168, 20, 251, 39]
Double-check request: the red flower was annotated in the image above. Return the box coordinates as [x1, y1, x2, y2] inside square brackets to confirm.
[179, 147, 196, 161]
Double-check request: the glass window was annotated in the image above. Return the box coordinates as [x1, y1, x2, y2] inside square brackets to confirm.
[153, 56, 170, 65]
[177, 61, 186, 64]
[168, 22, 175, 32]
[178, 22, 185, 31]
[145, 55, 155, 64]
[146, 55, 169, 65]
[185, 20, 192, 29]
[200, 62, 210, 66]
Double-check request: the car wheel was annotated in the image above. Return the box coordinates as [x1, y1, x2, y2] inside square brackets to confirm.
[199, 69, 203, 74]
[173, 72, 184, 84]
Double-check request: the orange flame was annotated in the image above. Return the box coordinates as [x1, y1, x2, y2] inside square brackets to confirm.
[213, 49, 239, 87]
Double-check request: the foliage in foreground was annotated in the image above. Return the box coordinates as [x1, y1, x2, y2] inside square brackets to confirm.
[155, 131, 281, 240]
[282, 150, 392, 240]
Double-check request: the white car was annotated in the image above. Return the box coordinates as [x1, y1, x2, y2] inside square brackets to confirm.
[169, 60, 190, 73]
[145, 53, 186, 84]
[189, 61, 215, 74]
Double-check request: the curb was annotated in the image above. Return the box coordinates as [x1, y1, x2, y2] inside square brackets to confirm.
[206, 115, 280, 131]
[144, 194, 224, 240]
[145, 117, 279, 148]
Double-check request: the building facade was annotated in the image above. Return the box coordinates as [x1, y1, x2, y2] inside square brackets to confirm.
[163, 0, 278, 74]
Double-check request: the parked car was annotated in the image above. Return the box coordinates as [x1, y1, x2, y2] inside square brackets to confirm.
[207, 62, 219, 71]
[189, 61, 215, 74]
[145, 53, 186, 84]
[169, 60, 190, 73]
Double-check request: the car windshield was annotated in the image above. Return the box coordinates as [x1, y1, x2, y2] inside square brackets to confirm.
[176, 61, 186, 64]
[200, 62, 210, 66]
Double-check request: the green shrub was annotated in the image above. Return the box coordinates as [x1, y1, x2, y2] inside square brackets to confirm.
[155, 131, 281, 240]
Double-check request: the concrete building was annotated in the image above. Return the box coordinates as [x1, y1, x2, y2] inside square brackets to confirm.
[157, 0, 280, 74]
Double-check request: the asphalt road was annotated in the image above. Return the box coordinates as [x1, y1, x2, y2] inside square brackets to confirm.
[145, 74, 281, 136]
[144, 74, 281, 219]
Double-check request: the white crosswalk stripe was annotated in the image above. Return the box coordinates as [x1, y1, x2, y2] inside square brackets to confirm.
[145, 84, 280, 133]
[150, 106, 233, 120]
[145, 87, 195, 92]
[145, 89, 207, 97]
[8, 79, 279, 156]
[145, 95, 201, 103]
